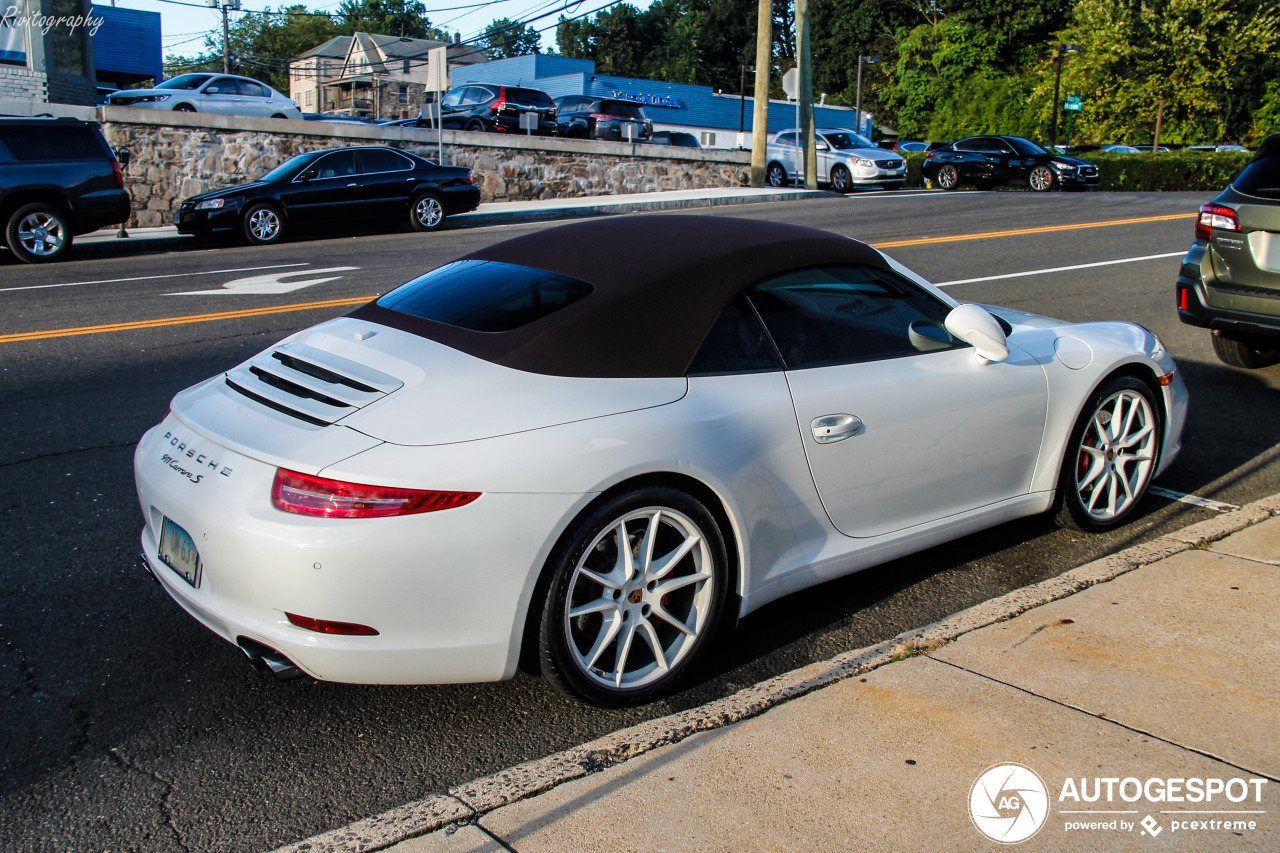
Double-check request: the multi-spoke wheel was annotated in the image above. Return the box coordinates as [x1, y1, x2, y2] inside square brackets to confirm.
[538, 487, 727, 706]
[242, 202, 283, 245]
[6, 202, 71, 263]
[936, 164, 960, 190]
[765, 162, 789, 188]
[830, 164, 853, 193]
[1028, 164, 1055, 192]
[1057, 376, 1161, 531]
[409, 193, 446, 232]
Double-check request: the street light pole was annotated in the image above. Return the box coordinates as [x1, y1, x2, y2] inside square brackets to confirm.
[739, 65, 754, 148]
[1049, 43, 1081, 151]
[855, 56, 879, 138]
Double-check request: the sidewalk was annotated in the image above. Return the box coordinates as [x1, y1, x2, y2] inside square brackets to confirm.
[74, 187, 832, 255]
[275, 495, 1280, 853]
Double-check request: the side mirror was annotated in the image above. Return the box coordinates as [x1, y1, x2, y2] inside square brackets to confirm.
[907, 320, 952, 353]
[944, 304, 1009, 364]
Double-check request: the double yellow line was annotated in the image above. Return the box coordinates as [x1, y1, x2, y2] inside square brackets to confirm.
[2, 212, 1194, 345]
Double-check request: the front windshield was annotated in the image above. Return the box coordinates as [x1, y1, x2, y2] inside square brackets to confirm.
[1009, 137, 1048, 156]
[156, 74, 214, 91]
[823, 131, 875, 150]
[258, 152, 318, 183]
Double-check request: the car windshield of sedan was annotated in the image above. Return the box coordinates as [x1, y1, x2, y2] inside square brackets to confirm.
[824, 132, 874, 150]
[155, 74, 214, 90]
[255, 153, 317, 184]
[377, 260, 595, 332]
[1008, 138, 1048, 156]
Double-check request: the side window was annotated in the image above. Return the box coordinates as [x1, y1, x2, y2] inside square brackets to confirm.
[358, 148, 412, 174]
[0, 126, 104, 160]
[954, 137, 982, 153]
[687, 295, 782, 375]
[204, 77, 238, 95]
[987, 138, 1013, 154]
[461, 87, 488, 105]
[441, 89, 464, 108]
[238, 80, 269, 98]
[775, 132, 798, 146]
[746, 265, 961, 370]
[313, 150, 357, 179]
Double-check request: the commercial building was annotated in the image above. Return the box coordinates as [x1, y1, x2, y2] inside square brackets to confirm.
[0, 0, 99, 106]
[448, 54, 869, 148]
[91, 5, 162, 92]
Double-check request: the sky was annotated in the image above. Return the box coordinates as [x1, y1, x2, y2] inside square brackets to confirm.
[99, 0, 639, 61]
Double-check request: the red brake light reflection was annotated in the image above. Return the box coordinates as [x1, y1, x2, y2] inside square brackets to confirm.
[1195, 203, 1240, 241]
[271, 469, 479, 518]
[286, 612, 379, 636]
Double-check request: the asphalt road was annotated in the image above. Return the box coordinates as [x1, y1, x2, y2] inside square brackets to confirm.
[2, 191, 1277, 853]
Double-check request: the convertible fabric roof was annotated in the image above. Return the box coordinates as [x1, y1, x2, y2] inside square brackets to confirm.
[350, 214, 888, 378]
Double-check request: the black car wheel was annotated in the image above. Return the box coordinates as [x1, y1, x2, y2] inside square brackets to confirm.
[466, 119, 487, 132]
[830, 164, 853, 193]
[765, 162, 788, 188]
[6, 202, 71, 263]
[537, 486, 728, 707]
[173, 104, 196, 113]
[242, 202, 283, 245]
[271, 113, 287, 119]
[409, 193, 446, 232]
[1029, 165, 1055, 192]
[1211, 332, 1280, 369]
[1056, 376, 1161, 532]
[936, 164, 961, 191]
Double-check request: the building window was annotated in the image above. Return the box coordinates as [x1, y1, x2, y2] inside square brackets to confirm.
[398, 84, 408, 103]
[403, 59, 410, 73]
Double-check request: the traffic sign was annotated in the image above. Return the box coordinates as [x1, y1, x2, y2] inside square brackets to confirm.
[1064, 94, 1083, 112]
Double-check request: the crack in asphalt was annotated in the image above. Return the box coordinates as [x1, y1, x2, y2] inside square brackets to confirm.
[108, 747, 193, 853]
[0, 441, 139, 468]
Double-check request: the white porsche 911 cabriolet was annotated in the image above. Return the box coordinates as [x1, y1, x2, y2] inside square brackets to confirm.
[134, 216, 1187, 706]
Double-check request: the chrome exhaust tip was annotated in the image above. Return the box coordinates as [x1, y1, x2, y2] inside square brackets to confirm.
[237, 636, 306, 681]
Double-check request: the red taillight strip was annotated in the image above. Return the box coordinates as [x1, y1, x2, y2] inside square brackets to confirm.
[286, 612, 379, 636]
[271, 469, 479, 518]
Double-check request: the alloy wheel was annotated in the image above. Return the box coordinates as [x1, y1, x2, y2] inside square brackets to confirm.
[1029, 165, 1054, 192]
[247, 208, 280, 242]
[766, 163, 787, 187]
[937, 165, 959, 190]
[563, 506, 716, 691]
[831, 165, 851, 193]
[1073, 389, 1157, 523]
[16, 211, 64, 258]
[415, 196, 443, 229]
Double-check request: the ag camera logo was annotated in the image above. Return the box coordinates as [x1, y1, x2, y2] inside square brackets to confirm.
[970, 763, 1050, 844]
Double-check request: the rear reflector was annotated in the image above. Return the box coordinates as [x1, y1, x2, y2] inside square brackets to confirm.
[272, 469, 479, 518]
[1179, 288, 1187, 310]
[1195, 203, 1240, 241]
[286, 612, 379, 636]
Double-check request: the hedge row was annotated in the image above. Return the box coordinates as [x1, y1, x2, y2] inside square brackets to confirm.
[898, 151, 1252, 192]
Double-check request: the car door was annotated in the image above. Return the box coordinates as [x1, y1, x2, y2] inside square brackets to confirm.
[236, 78, 273, 117]
[747, 264, 1049, 539]
[773, 131, 801, 181]
[198, 77, 244, 115]
[353, 148, 416, 220]
[276, 150, 361, 226]
[438, 88, 468, 127]
[814, 132, 834, 182]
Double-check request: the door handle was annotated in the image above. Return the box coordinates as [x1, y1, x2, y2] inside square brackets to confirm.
[811, 414, 863, 444]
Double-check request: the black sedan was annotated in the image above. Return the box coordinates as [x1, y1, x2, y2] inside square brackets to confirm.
[922, 135, 1099, 192]
[173, 146, 480, 245]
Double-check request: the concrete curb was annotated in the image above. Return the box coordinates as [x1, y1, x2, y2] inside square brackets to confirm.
[270, 491, 1280, 853]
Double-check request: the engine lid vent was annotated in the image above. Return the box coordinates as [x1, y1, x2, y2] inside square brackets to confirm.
[225, 342, 403, 425]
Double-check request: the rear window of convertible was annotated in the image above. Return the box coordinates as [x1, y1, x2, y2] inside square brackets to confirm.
[375, 260, 594, 332]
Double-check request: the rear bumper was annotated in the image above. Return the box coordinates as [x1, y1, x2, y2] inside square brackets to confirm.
[73, 189, 131, 234]
[1177, 244, 1280, 341]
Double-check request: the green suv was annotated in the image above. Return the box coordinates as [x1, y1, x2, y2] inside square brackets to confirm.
[1177, 134, 1280, 368]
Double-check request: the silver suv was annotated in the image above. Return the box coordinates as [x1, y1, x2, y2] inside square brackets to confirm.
[1177, 134, 1280, 369]
[765, 128, 905, 192]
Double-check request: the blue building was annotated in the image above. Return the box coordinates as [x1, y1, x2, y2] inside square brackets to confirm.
[449, 55, 868, 148]
[92, 5, 162, 91]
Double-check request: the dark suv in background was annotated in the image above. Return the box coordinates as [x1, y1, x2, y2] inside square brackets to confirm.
[438, 84, 557, 135]
[1177, 133, 1280, 369]
[0, 118, 130, 263]
[554, 97, 652, 142]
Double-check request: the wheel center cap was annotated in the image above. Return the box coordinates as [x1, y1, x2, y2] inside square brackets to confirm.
[627, 589, 643, 604]
[1107, 449, 1115, 461]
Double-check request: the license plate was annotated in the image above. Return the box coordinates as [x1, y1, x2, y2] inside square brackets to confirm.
[158, 517, 202, 588]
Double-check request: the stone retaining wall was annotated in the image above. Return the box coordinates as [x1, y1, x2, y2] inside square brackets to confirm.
[98, 108, 751, 228]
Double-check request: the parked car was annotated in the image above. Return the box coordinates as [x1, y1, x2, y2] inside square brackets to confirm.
[1130, 145, 1171, 153]
[1102, 144, 1141, 153]
[303, 113, 374, 125]
[107, 73, 302, 119]
[894, 140, 928, 153]
[1176, 133, 1280, 369]
[765, 128, 906, 192]
[650, 130, 701, 148]
[1189, 144, 1250, 153]
[0, 117, 130, 263]
[554, 96, 652, 142]
[133, 214, 1186, 706]
[923, 136, 1099, 192]
[173, 145, 479, 245]
[437, 84, 557, 135]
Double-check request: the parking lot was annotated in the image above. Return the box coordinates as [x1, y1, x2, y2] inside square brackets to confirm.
[2, 190, 1278, 852]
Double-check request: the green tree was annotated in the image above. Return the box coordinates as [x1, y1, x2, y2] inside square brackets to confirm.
[335, 0, 445, 40]
[480, 18, 542, 59]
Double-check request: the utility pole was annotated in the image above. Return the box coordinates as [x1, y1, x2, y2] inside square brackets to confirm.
[855, 56, 879, 138]
[796, 0, 815, 189]
[749, 0, 771, 186]
[207, 0, 241, 74]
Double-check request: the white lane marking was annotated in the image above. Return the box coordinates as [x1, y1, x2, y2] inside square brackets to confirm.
[0, 263, 309, 294]
[1148, 487, 1240, 513]
[170, 266, 359, 295]
[934, 251, 1186, 287]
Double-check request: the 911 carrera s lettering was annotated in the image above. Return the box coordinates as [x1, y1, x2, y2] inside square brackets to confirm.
[160, 453, 203, 484]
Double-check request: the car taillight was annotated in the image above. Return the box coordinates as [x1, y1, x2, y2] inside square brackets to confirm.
[286, 612, 379, 636]
[1196, 203, 1240, 241]
[113, 158, 124, 189]
[271, 469, 479, 518]
[590, 113, 614, 121]
[465, 171, 475, 184]
[491, 88, 506, 112]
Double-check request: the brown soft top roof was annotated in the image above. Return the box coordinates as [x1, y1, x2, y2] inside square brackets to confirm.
[350, 214, 888, 378]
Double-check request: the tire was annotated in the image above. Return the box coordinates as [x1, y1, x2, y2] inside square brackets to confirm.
[1056, 376, 1161, 531]
[537, 486, 728, 707]
[765, 162, 788, 188]
[466, 119, 487, 132]
[6, 202, 72, 263]
[242, 202, 283, 245]
[271, 113, 287, 119]
[1029, 164, 1055, 192]
[409, 193, 446, 232]
[830, 164, 853, 193]
[1211, 332, 1280, 369]
[173, 104, 196, 113]
[936, 164, 960, 190]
